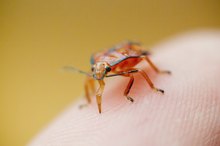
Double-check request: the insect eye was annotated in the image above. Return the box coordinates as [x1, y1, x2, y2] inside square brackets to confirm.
[106, 66, 111, 72]
[91, 67, 94, 72]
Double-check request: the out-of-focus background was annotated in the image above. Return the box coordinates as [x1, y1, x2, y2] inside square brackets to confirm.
[0, 0, 219, 145]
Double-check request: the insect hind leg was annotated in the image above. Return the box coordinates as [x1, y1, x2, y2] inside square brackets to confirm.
[141, 55, 171, 74]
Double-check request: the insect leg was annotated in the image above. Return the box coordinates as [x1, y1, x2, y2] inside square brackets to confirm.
[106, 70, 137, 102]
[137, 69, 164, 94]
[123, 74, 135, 102]
[84, 77, 95, 103]
[141, 56, 171, 74]
[96, 80, 105, 113]
[88, 77, 95, 94]
[79, 77, 95, 109]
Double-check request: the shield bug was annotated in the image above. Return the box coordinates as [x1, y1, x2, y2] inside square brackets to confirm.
[64, 41, 171, 113]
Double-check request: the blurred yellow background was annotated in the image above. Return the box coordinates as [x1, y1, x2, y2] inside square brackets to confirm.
[0, 0, 219, 145]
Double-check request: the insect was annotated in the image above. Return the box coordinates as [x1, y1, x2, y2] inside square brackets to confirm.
[64, 41, 171, 113]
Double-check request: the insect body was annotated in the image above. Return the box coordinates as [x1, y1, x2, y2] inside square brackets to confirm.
[65, 41, 170, 113]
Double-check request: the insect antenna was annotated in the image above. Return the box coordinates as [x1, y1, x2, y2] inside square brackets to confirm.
[62, 66, 92, 77]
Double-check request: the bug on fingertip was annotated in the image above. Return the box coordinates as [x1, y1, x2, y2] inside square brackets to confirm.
[64, 41, 171, 113]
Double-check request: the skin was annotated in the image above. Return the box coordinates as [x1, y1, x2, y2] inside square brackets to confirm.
[29, 31, 220, 146]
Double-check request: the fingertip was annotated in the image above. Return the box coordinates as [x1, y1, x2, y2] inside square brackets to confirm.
[29, 31, 220, 146]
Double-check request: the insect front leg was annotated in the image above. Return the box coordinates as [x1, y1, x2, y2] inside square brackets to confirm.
[96, 80, 105, 113]
[85, 77, 95, 103]
[142, 56, 171, 74]
[79, 77, 95, 109]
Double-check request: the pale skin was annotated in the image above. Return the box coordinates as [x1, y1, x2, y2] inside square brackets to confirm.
[29, 31, 220, 146]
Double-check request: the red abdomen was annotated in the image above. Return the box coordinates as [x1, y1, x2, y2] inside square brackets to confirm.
[111, 57, 142, 71]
